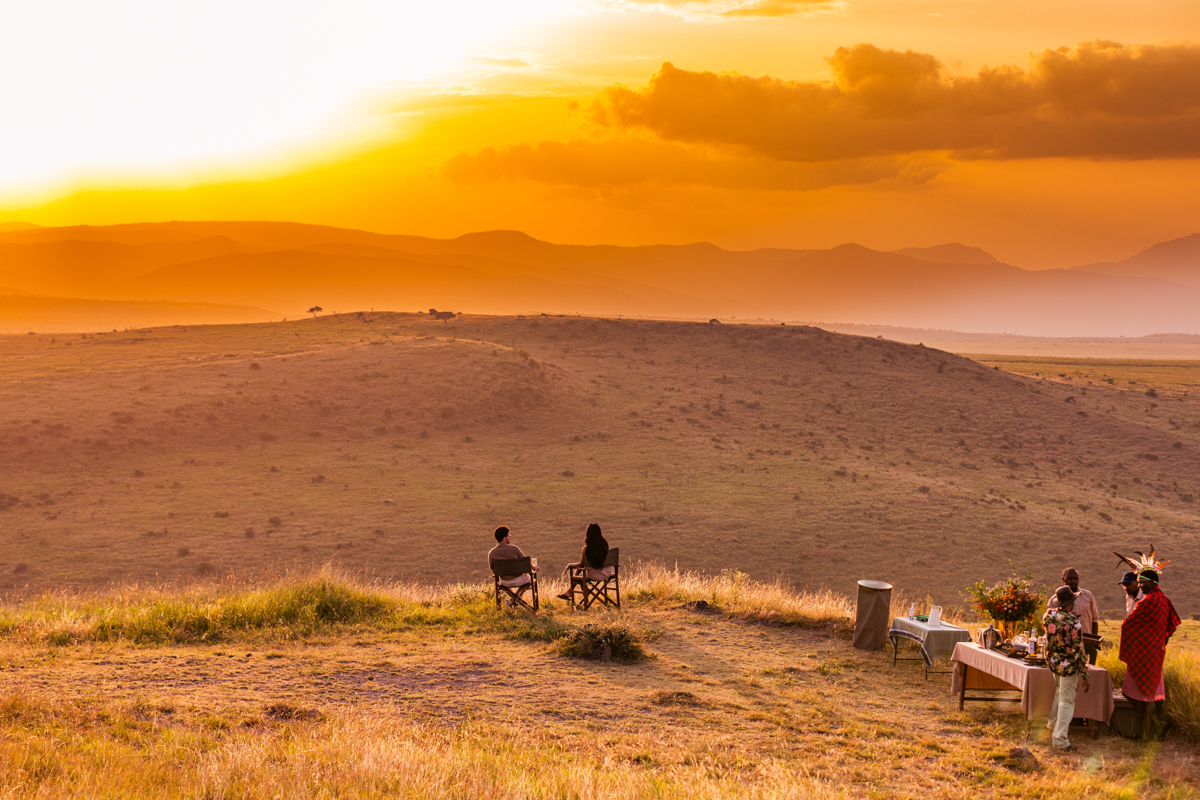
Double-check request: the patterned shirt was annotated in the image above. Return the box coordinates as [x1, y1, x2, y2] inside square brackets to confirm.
[1044, 607, 1088, 678]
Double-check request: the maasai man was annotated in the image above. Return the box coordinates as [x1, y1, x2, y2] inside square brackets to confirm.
[1119, 568, 1181, 739]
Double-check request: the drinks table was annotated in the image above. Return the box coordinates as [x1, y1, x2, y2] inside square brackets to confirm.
[950, 643, 1115, 723]
[888, 616, 972, 679]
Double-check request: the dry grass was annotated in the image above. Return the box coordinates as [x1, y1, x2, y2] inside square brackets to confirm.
[965, 353, 1200, 393]
[0, 690, 843, 800]
[0, 571, 1197, 798]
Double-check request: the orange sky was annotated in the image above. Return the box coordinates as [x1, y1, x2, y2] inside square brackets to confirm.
[4, 0, 1200, 268]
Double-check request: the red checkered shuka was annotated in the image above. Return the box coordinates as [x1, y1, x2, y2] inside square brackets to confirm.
[1120, 587, 1181, 696]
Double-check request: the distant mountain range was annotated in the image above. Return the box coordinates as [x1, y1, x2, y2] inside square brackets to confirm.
[2, 220, 1199, 336]
[1071, 233, 1200, 290]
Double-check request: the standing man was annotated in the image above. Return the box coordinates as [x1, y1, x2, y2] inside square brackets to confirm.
[1119, 572, 1142, 617]
[1120, 568, 1181, 740]
[1047, 568, 1101, 664]
[1044, 586, 1091, 752]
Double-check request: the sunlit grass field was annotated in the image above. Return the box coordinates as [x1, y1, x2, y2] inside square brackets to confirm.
[964, 353, 1200, 394]
[0, 569, 1196, 798]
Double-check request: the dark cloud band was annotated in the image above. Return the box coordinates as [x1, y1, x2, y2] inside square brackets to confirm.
[590, 41, 1200, 161]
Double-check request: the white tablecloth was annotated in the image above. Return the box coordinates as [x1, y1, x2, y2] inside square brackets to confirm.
[889, 617, 972, 666]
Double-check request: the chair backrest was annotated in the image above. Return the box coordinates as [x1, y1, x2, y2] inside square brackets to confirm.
[491, 557, 532, 578]
[602, 547, 619, 569]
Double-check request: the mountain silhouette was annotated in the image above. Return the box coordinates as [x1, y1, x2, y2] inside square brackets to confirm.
[4, 221, 1200, 336]
[1071, 232, 1200, 289]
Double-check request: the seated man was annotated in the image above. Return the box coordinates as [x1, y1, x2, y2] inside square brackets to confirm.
[487, 525, 538, 603]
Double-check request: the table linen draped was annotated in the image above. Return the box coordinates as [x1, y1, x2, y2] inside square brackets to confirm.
[950, 643, 1115, 722]
[888, 617, 972, 666]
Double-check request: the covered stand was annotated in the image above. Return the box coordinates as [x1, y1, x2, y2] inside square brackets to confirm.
[853, 579, 893, 651]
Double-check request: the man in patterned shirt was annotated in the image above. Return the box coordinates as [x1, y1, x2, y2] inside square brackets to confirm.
[1044, 585, 1091, 752]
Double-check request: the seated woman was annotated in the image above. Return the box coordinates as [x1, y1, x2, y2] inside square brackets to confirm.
[557, 523, 613, 601]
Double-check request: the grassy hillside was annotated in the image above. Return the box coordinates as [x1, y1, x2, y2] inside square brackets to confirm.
[0, 571, 1195, 798]
[1, 314, 1198, 618]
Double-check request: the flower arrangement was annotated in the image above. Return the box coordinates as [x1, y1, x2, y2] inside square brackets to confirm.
[966, 573, 1046, 628]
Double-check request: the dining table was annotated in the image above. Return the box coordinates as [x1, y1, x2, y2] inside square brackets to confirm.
[950, 642, 1115, 723]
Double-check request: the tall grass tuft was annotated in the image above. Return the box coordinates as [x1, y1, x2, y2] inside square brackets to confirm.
[626, 563, 857, 629]
[1164, 647, 1200, 742]
[0, 571, 395, 645]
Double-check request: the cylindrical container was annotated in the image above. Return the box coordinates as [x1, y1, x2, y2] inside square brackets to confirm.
[852, 580, 893, 651]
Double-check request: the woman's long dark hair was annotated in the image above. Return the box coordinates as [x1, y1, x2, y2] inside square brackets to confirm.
[584, 523, 609, 569]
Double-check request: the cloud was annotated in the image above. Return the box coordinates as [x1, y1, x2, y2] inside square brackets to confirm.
[463, 56, 537, 70]
[590, 41, 1200, 161]
[444, 138, 945, 190]
[594, 0, 843, 19]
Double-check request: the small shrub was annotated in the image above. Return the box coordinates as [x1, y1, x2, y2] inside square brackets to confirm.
[557, 622, 647, 662]
[267, 517, 282, 527]
[249, 363, 261, 370]
[244, 528, 255, 539]
[214, 511, 230, 519]
[176, 547, 191, 558]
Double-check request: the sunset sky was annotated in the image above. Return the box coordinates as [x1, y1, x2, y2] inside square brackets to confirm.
[4, 0, 1200, 267]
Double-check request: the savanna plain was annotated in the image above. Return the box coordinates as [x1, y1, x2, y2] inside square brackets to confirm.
[1, 313, 1198, 798]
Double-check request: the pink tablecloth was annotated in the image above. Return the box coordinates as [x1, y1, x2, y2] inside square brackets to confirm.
[950, 643, 1115, 723]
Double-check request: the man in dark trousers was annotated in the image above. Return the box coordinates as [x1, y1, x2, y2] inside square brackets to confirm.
[1120, 569, 1181, 740]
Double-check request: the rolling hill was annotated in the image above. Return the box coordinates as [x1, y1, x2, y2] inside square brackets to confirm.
[0, 313, 1196, 616]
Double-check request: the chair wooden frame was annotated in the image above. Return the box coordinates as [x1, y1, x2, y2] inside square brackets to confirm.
[567, 548, 620, 610]
[491, 557, 538, 611]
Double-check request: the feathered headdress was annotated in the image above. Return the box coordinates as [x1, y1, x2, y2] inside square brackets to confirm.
[1113, 545, 1170, 576]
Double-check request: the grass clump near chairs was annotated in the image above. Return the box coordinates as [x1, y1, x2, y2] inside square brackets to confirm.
[556, 621, 648, 662]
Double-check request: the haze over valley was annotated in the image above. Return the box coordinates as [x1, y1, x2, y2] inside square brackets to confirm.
[6, 222, 1200, 337]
